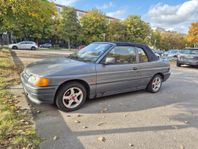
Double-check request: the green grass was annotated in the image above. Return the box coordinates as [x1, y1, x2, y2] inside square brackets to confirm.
[0, 49, 40, 149]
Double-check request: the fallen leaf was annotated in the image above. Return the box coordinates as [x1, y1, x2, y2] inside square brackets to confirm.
[97, 122, 105, 126]
[128, 143, 134, 147]
[53, 136, 58, 141]
[97, 136, 106, 142]
[74, 120, 80, 123]
[171, 125, 178, 129]
[77, 114, 82, 117]
[20, 119, 25, 122]
[184, 121, 189, 124]
[83, 126, 88, 129]
[103, 108, 108, 111]
[25, 121, 29, 125]
[180, 145, 185, 149]
[100, 107, 108, 113]
[36, 110, 41, 114]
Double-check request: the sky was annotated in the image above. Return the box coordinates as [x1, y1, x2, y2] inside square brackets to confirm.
[52, 0, 198, 33]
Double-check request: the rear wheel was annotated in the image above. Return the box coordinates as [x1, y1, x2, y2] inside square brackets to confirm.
[55, 82, 87, 112]
[147, 75, 162, 93]
[12, 46, 18, 49]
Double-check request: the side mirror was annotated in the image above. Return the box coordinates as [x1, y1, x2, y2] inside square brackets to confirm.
[103, 57, 115, 65]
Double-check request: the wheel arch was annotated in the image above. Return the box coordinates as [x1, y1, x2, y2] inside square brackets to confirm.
[54, 79, 91, 103]
[153, 73, 164, 81]
[31, 46, 36, 50]
[147, 73, 164, 87]
[12, 45, 18, 49]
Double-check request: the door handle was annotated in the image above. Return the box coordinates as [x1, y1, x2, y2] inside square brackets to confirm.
[133, 67, 138, 70]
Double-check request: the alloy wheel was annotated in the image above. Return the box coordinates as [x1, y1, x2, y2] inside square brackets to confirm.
[62, 87, 84, 109]
[152, 76, 162, 92]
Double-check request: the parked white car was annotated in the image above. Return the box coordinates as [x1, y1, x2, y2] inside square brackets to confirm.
[8, 41, 38, 50]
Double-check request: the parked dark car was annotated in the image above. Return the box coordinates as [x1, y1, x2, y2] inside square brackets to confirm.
[39, 43, 52, 48]
[21, 42, 170, 111]
[177, 48, 198, 67]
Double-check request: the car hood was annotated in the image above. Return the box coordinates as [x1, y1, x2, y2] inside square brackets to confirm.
[25, 56, 95, 77]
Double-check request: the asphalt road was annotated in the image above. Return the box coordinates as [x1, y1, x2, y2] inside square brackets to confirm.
[10, 49, 198, 149]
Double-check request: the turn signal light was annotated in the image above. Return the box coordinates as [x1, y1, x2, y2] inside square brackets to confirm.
[35, 78, 49, 87]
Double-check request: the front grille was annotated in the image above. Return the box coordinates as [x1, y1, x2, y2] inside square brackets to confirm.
[23, 71, 30, 81]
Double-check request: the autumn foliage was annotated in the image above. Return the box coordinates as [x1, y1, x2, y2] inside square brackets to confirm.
[187, 22, 198, 46]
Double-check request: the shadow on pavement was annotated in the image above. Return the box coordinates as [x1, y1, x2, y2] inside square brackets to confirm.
[73, 124, 188, 137]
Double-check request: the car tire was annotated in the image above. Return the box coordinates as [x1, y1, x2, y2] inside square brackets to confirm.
[55, 82, 87, 112]
[176, 61, 181, 67]
[31, 46, 36, 50]
[147, 75, 162, 93]
[12, 46, 18, 49]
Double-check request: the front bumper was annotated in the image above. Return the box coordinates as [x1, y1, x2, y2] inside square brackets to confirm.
[177, 59, 198, 66]
[21, 73, 57, 104]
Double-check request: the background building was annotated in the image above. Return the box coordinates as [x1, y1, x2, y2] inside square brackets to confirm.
[56, 4, 117, 22]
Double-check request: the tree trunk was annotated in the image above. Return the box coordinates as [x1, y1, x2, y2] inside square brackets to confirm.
[0, 34, 3, 47]
[68, 38, 71, 50]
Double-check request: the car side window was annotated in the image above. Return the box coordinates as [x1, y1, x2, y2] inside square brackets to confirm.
[19, 42, 25, 44]
[136, 48, 148, 63]
[26, 41, 32, 44]
[105, 46, 137, 64]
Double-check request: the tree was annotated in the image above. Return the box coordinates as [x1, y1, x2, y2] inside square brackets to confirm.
[158, 31, 187, 50]
[106, 20, 126, 41]
[50, 16, 61, 47]
[123, 16, 151, 44]
[150, 29, 162, 49]
[14, 0, 56, 42]
[0, 0, 15, 44]
[59, 7, 81, 49]
[80, 9, 108, 44]
[0, 0, 57, 43]
[187, 22, 198, 47]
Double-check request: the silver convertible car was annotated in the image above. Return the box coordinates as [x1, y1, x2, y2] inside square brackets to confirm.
[21, 42, 170, 111]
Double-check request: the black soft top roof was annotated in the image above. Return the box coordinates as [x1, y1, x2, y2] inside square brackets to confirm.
[94, 42, 158, 61]
[95, 42, 146, 47]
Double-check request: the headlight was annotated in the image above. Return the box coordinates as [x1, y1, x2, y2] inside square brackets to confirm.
[28, 75, 37, 84]
[28, 75, 49, 87]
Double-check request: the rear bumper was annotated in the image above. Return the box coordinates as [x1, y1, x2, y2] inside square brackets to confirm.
[163, 72, 171, 82]
[21, 73, 57, 104]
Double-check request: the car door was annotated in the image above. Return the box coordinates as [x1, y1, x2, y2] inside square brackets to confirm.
[96, 46, 139, 97]
[134, 47, 157, 89]
[18, 42, 26, 49]
[25, 41, 33, 49]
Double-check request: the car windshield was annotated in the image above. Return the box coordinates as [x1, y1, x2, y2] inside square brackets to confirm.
[68, 43, 112, 62]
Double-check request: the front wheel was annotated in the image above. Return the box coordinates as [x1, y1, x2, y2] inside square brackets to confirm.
[31, 46, 36, 50]
[55, 82, 87, 112]
[147, 75, 162, 93]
